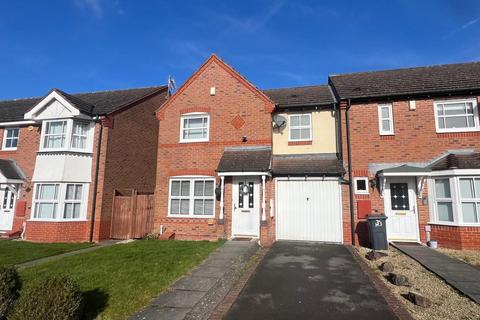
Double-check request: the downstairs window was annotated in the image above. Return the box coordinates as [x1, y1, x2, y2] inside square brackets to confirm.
[169, 177, 215, 217]
[32, 183, 88, 221]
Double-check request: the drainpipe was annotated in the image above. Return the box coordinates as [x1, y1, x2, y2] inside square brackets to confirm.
[345, 99, 356, 246]
[89, 116, 104, 243]
[335, 102, 343, 161]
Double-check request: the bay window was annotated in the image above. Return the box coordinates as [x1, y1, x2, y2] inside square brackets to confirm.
[434, 99, 480, 133]
[41, 119, 93, 152]
[169, 177, 215, 217]
[430, 176, 480, 225]
[459, 178, 480, 223]
[32, 183, 88, 221]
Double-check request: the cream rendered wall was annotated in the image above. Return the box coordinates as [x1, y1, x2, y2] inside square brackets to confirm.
[272, 110, 337, 155]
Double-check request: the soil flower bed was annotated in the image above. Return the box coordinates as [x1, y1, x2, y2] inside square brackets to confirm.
[356, 246, 480, 320]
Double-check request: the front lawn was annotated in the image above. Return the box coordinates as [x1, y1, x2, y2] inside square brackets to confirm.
[19, 240, 224, 320]
[0, 240, 93, 267]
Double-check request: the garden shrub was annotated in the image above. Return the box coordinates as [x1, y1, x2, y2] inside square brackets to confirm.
[10, 276, 83, 320]
[0, 267, 20, 320]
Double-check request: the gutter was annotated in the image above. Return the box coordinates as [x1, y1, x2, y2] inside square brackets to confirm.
[89, 115, 104, 243]
[345, 99, 356, 246]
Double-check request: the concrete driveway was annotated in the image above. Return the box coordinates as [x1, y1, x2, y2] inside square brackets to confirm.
[225, 241, 395, 320]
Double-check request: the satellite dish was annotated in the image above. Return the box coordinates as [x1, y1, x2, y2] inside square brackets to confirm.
[272, 114, 287, 129]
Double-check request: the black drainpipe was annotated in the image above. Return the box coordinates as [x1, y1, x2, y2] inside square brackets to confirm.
[89, 116, 104, 243]
[345, 99, 355, 245]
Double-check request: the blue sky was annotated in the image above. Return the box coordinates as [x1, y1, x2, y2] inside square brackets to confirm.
[1, 0, 479, 100]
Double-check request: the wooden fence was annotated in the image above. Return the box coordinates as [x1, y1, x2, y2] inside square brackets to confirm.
[110, 189, 154, 240]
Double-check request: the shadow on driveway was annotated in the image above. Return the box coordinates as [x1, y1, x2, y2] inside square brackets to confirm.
[225, 241, 395, 320]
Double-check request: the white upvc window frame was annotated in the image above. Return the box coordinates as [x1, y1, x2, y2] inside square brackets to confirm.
[31, 182, 89, 222]
[288, 113, 312, 142]
[40, 119, 94, 153]
[354, 177, 369, 195]
[168, 176, 216, 218]
[429, 175, 480, 226]
[378, 103, 394, 135]
[2, 127, 20, 151]
[434, 98, 480, 133]
[179, 113, 210, 143]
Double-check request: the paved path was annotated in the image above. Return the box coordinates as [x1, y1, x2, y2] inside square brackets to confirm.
[224, 241, 396, 320]
[17, 239, 122, 269]
[131, 240, 259, 320]
[393, 242, 480, 303]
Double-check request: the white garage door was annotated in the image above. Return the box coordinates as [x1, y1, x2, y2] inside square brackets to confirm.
[276, 179, 343, 243]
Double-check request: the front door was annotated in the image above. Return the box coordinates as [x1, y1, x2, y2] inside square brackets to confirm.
[0, 186, 17, 231]
[384, 177, 419, 241]
[232, 176, 259, 238]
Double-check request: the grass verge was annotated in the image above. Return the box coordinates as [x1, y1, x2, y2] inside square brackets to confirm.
[19, 239, 224, 320]
[0, 240, 93, 267]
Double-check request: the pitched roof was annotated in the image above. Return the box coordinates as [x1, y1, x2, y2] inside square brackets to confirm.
[272, 153, 344, 175]
[0, 86, 166, 122]
[263, 85, 336, 108]
[157, 54, 275, 119]
[217, 147, 271, 172]
[429, 153, 480, 171]
[329, 61, 480, 100]
[0, 159, 25, 180]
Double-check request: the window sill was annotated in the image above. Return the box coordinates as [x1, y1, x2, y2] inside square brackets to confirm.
[288, 140, 312, 146]
[428, 222, 480, 228]
[28, 219, 88, 223]
[179, 140, 209, 144]
[167, 215, 215, 219]
[37, 150, 93, 155]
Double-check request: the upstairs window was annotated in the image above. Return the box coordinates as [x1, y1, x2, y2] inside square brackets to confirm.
[435, 99, 480, 133]
[71, 122, 89, 150]
[180, 113, 209, 142]
[43, 121, 67, 149]
[2, 128, 19, 150]
[41, 119, 92, 152]
[289, 114, 312, 141]
[378, 103, 394, 135]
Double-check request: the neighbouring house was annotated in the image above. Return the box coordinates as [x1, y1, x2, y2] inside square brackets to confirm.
[154, 55, 480, 250]
[154, 54, 346, 246]
[0, 86, 167, 242]
[330, 62, 480, 250]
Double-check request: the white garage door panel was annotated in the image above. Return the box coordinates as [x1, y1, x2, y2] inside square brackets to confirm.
[277, 180, 342, 243]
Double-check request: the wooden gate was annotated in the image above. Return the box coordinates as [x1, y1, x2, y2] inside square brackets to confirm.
[110, 189, 154, 240]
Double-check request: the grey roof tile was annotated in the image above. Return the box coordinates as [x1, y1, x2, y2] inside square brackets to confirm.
[217, 147, 271, 172]
[263, 85, 335, 108]
[329, 61, 480, 100]
[272, 153, 344, 175]
[0, 86, 167, 122]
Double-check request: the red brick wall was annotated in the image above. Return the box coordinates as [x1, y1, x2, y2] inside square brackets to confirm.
[97, 90, 167, 240]
[429, 225, 480, 250]
[25, 221, 89, 242]
[154, 57, 275, 244]
[0, 125, 40, 233]
[340, 96, 480, 249]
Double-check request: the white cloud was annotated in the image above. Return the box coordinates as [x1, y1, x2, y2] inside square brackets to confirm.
[75, 0, 103, 18]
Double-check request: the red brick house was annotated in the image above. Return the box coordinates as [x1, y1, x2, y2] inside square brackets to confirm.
[0, 86, 167, 242]
[155, 56, 480, 250]
[330, 62, 480, 250]
[154, 55, 344, 246]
